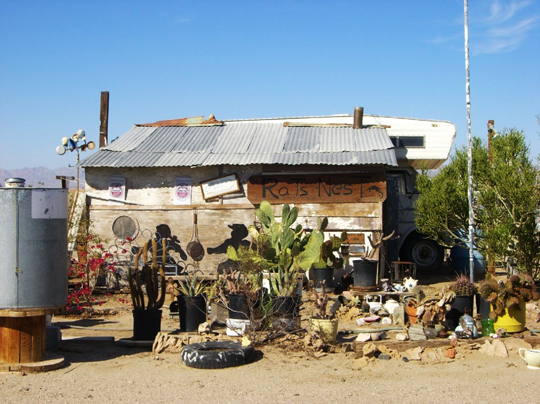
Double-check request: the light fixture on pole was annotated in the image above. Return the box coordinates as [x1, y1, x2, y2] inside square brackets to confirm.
[56, 129, 95, 190]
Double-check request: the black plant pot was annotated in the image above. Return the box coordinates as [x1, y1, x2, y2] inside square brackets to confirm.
[452, 295, 474, 316]
[353, 259, 378, 287]
[272, 296, 301, 319]
[132, 309, 162, 341]
[228, 293, 250, 320]
[178, 295, 207, 332]
[311, 267, 334, 292]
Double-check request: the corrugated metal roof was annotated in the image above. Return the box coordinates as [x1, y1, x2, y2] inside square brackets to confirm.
[104, 126, 157, 151]
[81, 121, 397, 168]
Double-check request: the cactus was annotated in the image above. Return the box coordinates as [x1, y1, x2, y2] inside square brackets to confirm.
[478, 273, 540, 320]
[235, 201, 324, 297]
[451, 273, 476, 296]
[128, 238, 167, 310]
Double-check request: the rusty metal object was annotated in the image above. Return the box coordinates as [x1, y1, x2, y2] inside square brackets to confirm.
[137, 114, 223, 127]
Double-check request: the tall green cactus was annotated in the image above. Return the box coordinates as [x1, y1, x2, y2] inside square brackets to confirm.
[128, 238, 167, 310]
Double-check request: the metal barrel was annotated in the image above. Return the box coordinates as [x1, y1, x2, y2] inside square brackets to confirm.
[0, 188, 68, 309]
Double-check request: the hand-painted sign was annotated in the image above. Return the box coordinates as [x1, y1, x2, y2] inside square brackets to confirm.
[247, 174, 386, 204]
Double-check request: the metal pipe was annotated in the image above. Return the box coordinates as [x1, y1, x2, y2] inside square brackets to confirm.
[353, 107, 364, 129]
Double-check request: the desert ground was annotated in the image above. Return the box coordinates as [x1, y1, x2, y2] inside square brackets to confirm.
[2, 271, 540, 404]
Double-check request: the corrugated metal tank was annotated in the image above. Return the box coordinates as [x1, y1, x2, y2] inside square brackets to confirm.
[0, 188, 68, 309]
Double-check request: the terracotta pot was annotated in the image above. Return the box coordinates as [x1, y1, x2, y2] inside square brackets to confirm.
[405, 301, 418, 324]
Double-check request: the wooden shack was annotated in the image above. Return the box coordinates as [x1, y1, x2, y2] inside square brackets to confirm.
[81, 112, 398, 279]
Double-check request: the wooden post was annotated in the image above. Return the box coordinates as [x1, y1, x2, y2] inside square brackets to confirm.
[100, 91, 109, 148]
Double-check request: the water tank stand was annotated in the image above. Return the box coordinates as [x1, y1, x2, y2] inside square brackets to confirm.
[0, 307, 65, 372]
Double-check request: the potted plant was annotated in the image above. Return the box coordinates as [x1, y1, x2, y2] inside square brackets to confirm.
[449, 273, 476, 315]
[175, 271, 211, 332]
[224, 245, 265, 321]
[252, 201, 323, 322]
[309, 280, 339, 344]
[478, 273, 540, 332]
[311, 217, 347, 293]
[128, 238, 167, 341]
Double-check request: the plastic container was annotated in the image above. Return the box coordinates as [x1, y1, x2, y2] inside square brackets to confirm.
[481, 318, 495, 336]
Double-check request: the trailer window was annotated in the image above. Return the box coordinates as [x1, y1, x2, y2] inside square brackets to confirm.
[390, 136, 425, 148]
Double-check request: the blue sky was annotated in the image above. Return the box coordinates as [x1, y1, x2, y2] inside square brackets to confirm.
[1, 0, 538, 170]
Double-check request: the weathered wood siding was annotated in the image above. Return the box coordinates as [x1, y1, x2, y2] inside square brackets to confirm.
[84, 166, 385, 275]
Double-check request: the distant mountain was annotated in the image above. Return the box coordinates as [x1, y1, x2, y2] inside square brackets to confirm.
[0, 167, 84, 188]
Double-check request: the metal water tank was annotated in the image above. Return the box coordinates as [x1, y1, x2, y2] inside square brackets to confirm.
[0, 187, 68, 309]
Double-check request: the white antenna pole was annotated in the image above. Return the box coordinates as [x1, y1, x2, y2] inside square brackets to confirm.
[464, 0, 475, 284]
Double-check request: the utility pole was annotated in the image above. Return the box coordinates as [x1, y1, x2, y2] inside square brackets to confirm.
[100, 91, 109, 148]
[464, 0, 475, 285]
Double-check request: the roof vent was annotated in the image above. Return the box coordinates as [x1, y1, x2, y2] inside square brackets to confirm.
[353, 107, 364, 129]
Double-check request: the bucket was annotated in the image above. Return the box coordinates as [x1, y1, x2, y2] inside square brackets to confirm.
[178, 295, 207, 332]
[353, 259, 378, 287]
[227, 293, 250, 320]
[311, 267, 334, 293]
[310, 318, 339, 344]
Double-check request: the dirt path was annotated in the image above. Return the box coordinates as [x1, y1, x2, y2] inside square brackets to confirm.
[2, 296, 540, 404]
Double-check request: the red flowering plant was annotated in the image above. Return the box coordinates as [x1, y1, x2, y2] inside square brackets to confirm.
[67, 234, 117, 313]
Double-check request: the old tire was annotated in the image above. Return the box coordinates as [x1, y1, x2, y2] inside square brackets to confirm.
[400, 232, 443, 272]
[181, 341, 254, 369]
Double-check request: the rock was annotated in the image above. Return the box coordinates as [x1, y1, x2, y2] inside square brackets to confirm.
[355, 333, 371, 342]
[363, 342, 380, 358]
[341, 343, 354, 353]
[480, 339, 509, 357]
[395, 333, 409, 341]
[198, 322, 211, 334]
[503, 337, 532, 353]
[370, 332, 386, 341]
[356, 318, 366, 326]
[408, 324, 427, 341]
[378, 354, 391, 360]
[403, 347, 423, 361]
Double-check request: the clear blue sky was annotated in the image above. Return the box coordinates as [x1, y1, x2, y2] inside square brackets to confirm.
[1, 0, 538, 170]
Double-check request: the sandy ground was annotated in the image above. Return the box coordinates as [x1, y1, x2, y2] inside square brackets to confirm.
[3, 282, 540, 404]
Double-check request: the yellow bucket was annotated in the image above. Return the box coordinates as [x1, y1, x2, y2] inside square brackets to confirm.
[493, 299, 526, 333]
[310, 318, 339, 344]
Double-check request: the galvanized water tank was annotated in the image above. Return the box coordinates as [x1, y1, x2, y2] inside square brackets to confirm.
[0, 187, 68, 309]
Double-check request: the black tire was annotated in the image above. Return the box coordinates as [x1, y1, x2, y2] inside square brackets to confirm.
[400, 232, 444, 272]
[181, 341, 255, 369]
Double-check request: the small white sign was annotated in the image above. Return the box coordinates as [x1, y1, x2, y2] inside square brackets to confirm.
[109, 177, 126, 201]
[174, 177, 192, 205]
[201, 174, 240, 200]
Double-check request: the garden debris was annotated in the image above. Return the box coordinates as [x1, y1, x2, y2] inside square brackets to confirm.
[479, 339, 508, 358]
[152, 331, 228, 354]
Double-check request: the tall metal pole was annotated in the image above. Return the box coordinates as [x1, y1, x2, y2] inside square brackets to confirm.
[464, 0, 475, 284]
